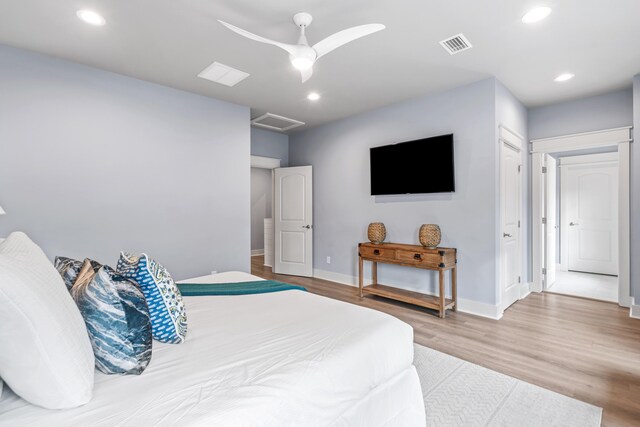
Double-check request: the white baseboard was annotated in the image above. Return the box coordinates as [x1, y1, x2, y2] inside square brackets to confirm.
[313, 268, 357, 286]
[457, 299, 503, 320]
[251, 249, 264, 256]
[312, 268, 502, 320]
[630, 298, 640, 319]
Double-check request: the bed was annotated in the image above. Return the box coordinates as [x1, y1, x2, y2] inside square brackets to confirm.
[0, 271, 425, 426]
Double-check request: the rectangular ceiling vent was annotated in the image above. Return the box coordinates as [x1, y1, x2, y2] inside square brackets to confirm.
[251, 113, 305, 132]
[439, 33, 472, 55]
[197, 62, 249, 87]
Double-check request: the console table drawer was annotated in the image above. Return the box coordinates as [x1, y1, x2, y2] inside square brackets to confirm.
[360, 246, 395, 260]
[395, 249, 439, 266]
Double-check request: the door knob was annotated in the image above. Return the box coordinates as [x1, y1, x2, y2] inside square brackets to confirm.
[569, 222, 579, 226]
[302, 225, 312, 229]
[503, 233, 512, 238]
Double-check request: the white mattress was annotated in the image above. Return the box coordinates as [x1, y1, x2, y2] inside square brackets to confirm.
[0, 272, 422, 426]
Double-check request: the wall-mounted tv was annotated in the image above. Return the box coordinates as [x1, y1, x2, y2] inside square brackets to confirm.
[370, 134, 455, 195]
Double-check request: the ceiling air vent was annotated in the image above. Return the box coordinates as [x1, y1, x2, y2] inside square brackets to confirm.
[251, 113, 305, 132]
[197, 62, 249, 87]
[439, 33, 472, 55]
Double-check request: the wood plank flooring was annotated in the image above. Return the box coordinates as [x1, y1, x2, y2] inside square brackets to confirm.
[251, 256, 640, 426]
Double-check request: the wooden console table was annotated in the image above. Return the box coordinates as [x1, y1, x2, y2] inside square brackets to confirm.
[358, 242, 457, 318]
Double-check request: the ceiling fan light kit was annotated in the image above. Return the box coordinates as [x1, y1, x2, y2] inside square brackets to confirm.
[218, 12, 385, 83]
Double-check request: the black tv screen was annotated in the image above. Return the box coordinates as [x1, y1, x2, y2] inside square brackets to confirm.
[370, 134, 455, 195]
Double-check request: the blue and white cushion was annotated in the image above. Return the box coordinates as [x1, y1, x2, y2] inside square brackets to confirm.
[55, 257, 102, 290]
[117, 252, 187, 344]
[54, 256, 83, 290]
[71, 261, 152, 374]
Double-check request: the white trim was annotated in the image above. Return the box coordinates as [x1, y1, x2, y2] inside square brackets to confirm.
[618, 141, 632, 307]
[312, 268, 502, 320]
[251, 249, 264, 256]
[630, 298, 640, 319]
[251, 113, 305, 132]
[313, 268, 357, 286]
[558, 152, 618, 166]
[531, 126, 632, 153]
[499, 125, 524, 151]
[458, 299, 503, 320]
[520, 282, 531, 299]
[250, 155, 281, 169]
[530, 127, 632, 308]
[531, 153, 545, 293]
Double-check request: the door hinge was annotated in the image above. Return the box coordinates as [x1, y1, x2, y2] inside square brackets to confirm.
[518, 165, 522, 172]
[518, 276, 521, 283]
[542, 217, 547, 224]
[542, 268, 547, 275]
[542, 166, 547, 173]
[518, 220, 521, 228]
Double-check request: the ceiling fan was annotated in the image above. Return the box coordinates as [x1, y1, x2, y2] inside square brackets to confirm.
[218, 13, 385, 83]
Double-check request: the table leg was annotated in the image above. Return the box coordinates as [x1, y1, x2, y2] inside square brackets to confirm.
[452, 266, 457, 312]
[358, 255, 364, 298]
[372, 262, 378, 285]
[439, 269, 445, 318]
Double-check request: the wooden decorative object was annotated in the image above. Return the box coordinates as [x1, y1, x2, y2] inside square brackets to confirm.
[419, 224, 441, 249]
[358, 242, 457, 318]
[367, 222, 386, 244]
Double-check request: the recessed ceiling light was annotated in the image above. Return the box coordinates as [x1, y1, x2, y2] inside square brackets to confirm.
[522, 6, 552, 24]
[76, 10, 106, 26]
[307, 92, 320, 101]
[554, 73, 575, 82]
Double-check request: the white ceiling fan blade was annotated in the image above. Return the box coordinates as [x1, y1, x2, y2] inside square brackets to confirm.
[312, 24, 385, 60]
[300, 67, 313, 83]
[218, 20, 299, 56]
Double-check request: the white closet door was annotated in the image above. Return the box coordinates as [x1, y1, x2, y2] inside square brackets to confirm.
[500, 142, 521, 310]
[564, 160, 618, 275]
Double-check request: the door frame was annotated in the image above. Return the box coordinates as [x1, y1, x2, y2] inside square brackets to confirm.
[498, 126, 526, 313]
[530, 127, 632, 307]
[558, 152, 619, 273]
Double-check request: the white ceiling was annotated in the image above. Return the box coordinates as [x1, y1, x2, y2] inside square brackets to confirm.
[0, 0, 638, 132]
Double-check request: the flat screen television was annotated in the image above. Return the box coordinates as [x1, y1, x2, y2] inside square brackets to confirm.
[370, 134, 455, 195]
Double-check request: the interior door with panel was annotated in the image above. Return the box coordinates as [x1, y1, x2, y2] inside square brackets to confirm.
[544, 155, 557, 287]
[274, 166, 313, 277]
[563, 160, 618, 275]
[500, 141, 522, 310]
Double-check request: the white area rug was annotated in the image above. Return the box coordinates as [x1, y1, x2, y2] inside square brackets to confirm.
[414, 344, 602, 427]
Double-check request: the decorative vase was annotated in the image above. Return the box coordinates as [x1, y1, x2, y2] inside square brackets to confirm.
[419, 224, 441, 249]
[368, 222, 386, 244]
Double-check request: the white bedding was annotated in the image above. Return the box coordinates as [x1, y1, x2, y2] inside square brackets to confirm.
[0, 272, 424, 426]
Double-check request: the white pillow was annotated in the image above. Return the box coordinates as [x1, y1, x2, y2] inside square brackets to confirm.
[0, 232, 94, 409]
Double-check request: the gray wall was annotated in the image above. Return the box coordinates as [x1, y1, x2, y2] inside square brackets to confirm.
[633, 75, 640, 299]
[251, 128, 289, 166]
[0, 45, 251, 280]
[290, 78, 500, 306]
[528, 88, 633, 140]
[250, 168, 272, 251]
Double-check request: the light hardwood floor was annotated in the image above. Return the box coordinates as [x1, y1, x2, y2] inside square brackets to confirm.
[251, 256, 640, 426]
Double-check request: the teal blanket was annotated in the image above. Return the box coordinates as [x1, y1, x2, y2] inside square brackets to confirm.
[176, 280, 306, 296]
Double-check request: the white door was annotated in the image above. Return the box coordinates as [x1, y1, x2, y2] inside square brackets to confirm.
[563, 158, 618, 275]
[274, 166, 313, 277]
[500, 142, 521, 310]
[544, 155, 557, 287]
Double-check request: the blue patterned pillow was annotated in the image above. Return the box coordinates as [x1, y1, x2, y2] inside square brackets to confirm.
[55, 256, 102, 290]
[71, 260, 152, 375]
[117, 252, 187, 344]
